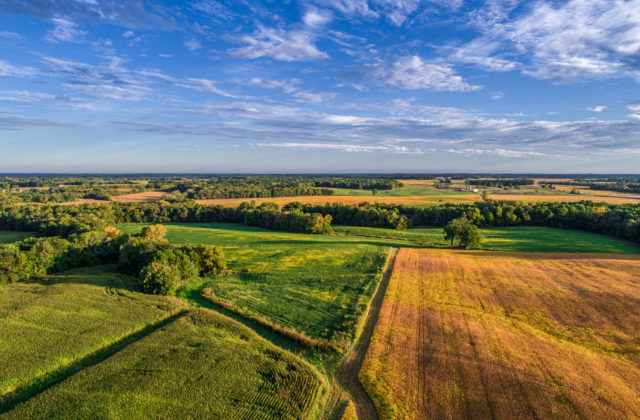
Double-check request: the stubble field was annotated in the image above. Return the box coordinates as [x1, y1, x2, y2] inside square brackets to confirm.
[361, 249, 640, 419]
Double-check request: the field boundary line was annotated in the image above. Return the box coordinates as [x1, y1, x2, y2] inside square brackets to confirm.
[331, 247, 399, 420]
[0, 310, 188, 414]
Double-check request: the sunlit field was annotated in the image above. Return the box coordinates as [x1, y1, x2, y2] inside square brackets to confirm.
[361, 249, 640, 419]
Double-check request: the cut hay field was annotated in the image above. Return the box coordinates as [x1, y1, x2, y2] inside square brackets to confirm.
[117, 223, 397, 349]
[361, 249, 640, 419]
[0, 266, 184, 401]
[0, 231, 34, 244]
[4, 309, 328, 420]
[333, 225, 640, 254]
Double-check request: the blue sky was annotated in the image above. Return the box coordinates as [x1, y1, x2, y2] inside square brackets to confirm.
[0, 0, 639, 173]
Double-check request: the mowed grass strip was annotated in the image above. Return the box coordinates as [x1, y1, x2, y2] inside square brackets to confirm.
[361, 249, 640, 419]
[0, 266, 184, 395]
[0, 231, 34, 244]
[4, 309, 328, 420]
[118, 223, 391, 348]
[333, 225, 640, 253]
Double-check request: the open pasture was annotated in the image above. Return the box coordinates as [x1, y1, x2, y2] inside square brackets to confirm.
[0, 266, 184, 398]
[117, 223, 394, 348]
[361, 249, 640, 419]
[0, 231, 33, 244]
[333, 225, 640, 253]
[4, 309, 328, 419]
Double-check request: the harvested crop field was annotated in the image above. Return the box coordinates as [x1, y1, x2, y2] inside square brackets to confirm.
[361, 249, 640, 419]
[111, 191, 168, 203]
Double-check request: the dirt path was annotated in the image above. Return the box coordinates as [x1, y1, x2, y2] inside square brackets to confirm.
[333, 248, 399, 420]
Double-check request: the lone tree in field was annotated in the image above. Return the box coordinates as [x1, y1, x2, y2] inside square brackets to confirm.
[141, 224, 167, 241]
[444, 217, 483, 249]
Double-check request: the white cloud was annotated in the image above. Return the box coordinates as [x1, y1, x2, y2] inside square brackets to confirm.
[303, 7, 333, 27]
[445, 148, 557, 158]
[491, 91, 504, 100]
[64, 83, 150, 101]
[230, 25, 328, 61]
[0, 31, 22, 39]
[385, 55, 481, 92]
[586, 106, 607, 113]
[123, 30, 134, 38]
[44, 17, 86, 43]
[0, 60, 37, 77]
[0, 90, 54, 102]
[184, 38, 202, 51]
[458, 0, 640, 80]
[255, 142, 422, 153]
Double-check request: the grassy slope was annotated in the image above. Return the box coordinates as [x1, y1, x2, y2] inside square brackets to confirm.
[118, 223, 392, 348]
[0, 231, 34, 244]
[0, 266, 184, 394]
[5, 309, 328, 420]
[361, 249, 640, 419]
[333, 225, 640, 253]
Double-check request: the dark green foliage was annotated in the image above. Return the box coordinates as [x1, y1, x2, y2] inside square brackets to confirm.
[468, 178, 534, 187]
[444, 217, 483, 249]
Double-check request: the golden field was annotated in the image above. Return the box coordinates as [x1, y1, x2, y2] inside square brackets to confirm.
[360, 249, 640, 419]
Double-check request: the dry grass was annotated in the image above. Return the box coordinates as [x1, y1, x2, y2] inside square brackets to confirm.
[361, 249, 640, 419]
[111, 191, 168, 203]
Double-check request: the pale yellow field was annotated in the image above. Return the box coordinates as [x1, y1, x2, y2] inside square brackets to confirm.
[361, 249, 640, 419]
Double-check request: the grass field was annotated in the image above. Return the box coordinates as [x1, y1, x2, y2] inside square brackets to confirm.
[333, 225, 640, 253]
[0, 231, 34, 244]
[117, 223, 393, 349]
[361, 249, 640, 419]
[0, 266, 184, 398]
[4, 309, 328, 419]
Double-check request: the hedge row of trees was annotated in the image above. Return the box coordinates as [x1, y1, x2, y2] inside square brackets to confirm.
[0, 201, 333, 237]
[0, 224, 226, 296]
[313, 178, 400, 190]
[542, 181, 640, 195]
[2, 199, 639, 244]
[467, 178, 535, 187]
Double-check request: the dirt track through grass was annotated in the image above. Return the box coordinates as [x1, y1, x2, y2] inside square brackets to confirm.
[333, 248, 398, 420]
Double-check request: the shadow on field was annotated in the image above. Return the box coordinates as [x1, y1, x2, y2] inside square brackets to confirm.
[0, 311, 186, 415]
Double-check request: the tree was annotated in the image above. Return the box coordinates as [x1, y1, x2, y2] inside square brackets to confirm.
[444, 217, 483, 249]
[372, 189, 379, 196]
[141, 224, 167, 241]
[140, 259, 180, 295]
[481, 190, 490, 201]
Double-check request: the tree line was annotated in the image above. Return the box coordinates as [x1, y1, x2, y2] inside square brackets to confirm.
[0, 201, 333, 237]
[1, 199, 639, 244]
[467, 178, 535, 187]
[0, 223, 225, 296]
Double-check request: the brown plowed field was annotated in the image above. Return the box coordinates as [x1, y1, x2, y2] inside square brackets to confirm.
[361, 249, 640, 419]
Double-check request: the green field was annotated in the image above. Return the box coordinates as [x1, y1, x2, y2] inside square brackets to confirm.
[333, 225, 640, 253]
[0, 266, 184, 398]
[4, 309, 328, 419]
[118, 223, 392, 348]
[0, 231, 34, 244]
[329, 185, 474, 198]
